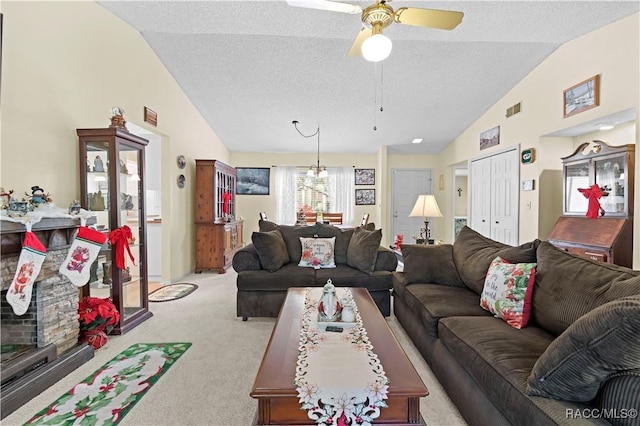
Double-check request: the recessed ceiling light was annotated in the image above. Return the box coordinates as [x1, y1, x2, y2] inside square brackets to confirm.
[412, 138, 423, 144]
[598, 123, 615, 130]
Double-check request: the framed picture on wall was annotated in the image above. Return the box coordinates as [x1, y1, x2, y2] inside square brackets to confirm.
[355, 168, 375, 185]
[355, 189, 375, 205]
[236, 167, 270, 195]
[563, 74, 600, 118]
[479, 126, 500, 150]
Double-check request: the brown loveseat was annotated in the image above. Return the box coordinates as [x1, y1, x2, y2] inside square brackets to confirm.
[393, 226, 640, 426]
[233, 221, 397, 320]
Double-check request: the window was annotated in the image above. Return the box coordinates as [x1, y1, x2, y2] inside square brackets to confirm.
[296, 168, 331, 215]
[275, 166, 355, 225]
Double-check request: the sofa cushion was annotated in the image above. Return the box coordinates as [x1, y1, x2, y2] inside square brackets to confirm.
[259, 221, 318, 263]
[532, 241, 640, 336]
[298, 237, 336, 269]
[316, 266, 393, 291]
[400, 244, 465, 287]
[315, 223, 353, 264]
[251, 230, 290, 272]
[347, 227, 382, 274]
[237, 263, 316, 291]
[527, 295, 640, 402]
[400, 283, 490, 337]
[452, 226, 538, 295]
[480, 256, 537, 329]
[438, 316, 556, 425]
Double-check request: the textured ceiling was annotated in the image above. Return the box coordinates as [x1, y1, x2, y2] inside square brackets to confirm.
[99, 1, 639, 155]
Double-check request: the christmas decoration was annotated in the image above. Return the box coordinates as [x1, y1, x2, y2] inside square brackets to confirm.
[109, 225, 135, 270]
[78, 296, 120, 349]
[6, 226, 47, 315]
[578, 184, 606, 219]
[59, 226, 108, 287]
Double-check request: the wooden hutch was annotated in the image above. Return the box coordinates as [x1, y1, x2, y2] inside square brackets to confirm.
[548, 140, 634, 267]
[194, 160, 244, 273]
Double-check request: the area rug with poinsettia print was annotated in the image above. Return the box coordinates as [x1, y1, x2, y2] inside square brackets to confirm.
[26, 342, 192, 426]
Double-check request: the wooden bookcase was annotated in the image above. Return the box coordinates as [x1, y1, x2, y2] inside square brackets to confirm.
[549, 141, 634, 267]
[194, 160, 244, 273]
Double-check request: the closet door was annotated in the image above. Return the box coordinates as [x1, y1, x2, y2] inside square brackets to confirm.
[470, 157, 491, 236]
[470, 149, 519, 245]
[490, 149, 519, 245]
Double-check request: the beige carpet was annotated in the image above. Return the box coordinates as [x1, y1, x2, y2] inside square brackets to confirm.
[3, 271, 466, 426]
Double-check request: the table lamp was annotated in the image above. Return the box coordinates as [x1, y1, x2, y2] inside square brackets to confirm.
[409, 194, 443, 244]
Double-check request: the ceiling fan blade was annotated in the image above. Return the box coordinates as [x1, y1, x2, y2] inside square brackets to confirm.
[286, 0, 362, 14]
[394, 7, 464, 30]
[348, 27, 372, 57]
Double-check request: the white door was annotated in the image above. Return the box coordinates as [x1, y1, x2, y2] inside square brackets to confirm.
[470, 148, 519, 245]
[391, 169, 432, 244]
[470, 157, 491, 236]
[490, 149, 519, 245]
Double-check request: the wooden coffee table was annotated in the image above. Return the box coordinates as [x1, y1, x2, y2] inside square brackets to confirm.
[251, 287, 428, 425]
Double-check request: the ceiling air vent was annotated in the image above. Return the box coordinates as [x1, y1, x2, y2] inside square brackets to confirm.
[506, 102, 521, 118]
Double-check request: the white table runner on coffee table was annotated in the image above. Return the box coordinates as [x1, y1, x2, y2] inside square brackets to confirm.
[295, 287, 389, 426]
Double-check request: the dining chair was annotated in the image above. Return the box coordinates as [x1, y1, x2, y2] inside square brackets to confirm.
[360, 213, 370, 226]
[259, 212, 268, 221]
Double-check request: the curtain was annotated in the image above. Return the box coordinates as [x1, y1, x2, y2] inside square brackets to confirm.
[328, 166, 354, 224]
[275, 166, 298, 225]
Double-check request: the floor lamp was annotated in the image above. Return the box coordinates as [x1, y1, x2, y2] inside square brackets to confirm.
[409, 194, 443, 244]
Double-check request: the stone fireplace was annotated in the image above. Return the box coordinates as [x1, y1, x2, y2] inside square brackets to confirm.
[1, 218, 95, 419]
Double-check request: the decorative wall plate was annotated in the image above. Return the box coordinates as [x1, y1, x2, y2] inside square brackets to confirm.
[177, 174, 186, 188]
[177, 155, 186, 169]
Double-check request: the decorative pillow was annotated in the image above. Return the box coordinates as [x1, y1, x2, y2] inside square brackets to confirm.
[480, 256, 537, 329]
[526, 296, 640, 402]
[346, 227, 382, 275]
[251, 230, 290, 272]
[298, 237, 336, 269]
[453, 226, 539, 295]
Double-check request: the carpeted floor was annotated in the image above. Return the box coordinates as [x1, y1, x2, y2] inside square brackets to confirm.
[3, 270, 466, 426]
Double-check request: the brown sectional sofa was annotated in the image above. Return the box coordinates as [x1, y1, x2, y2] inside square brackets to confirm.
[233, 221, 397, 320]
[393, 226, 640, 426]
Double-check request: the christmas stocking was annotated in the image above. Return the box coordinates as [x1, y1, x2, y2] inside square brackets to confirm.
[7, 227, 47, 316]
[59, 225, 108, 287]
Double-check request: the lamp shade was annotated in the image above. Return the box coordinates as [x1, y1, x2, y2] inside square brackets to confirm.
[409, 194, 442, 218]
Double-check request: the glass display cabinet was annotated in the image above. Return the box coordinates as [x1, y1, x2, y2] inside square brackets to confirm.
[77, 127, 153, 334]
[562, 140, 634, 217]
[550, 140, 635, 267]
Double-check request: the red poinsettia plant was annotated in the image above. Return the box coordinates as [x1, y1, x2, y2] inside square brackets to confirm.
[78, 296, 120, 349]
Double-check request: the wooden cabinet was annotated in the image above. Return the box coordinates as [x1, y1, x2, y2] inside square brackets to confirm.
[548, 216, 633, 267]
[549, 140, 634, 268]
[78, 127, 153, 334]
[194, 160, 244, 273]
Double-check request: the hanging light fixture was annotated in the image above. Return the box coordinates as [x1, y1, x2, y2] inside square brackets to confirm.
[293, 120, 328, 178]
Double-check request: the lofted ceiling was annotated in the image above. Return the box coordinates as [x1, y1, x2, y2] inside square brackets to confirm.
[98, 1, 639, 155]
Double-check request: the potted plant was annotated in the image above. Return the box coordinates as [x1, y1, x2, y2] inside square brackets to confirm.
[78, 296, 120, 350]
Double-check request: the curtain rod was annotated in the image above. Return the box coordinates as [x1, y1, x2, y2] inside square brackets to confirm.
[270, 165, 356, 168]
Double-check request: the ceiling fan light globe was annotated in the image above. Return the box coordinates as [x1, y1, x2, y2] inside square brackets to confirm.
[361, 34, 392, 62]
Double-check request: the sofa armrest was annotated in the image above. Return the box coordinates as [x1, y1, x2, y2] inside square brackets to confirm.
[232, 244, 262, 272]
[374, 246, 398, 271]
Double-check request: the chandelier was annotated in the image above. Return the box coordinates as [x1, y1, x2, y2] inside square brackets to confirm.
[292, 120, 328, 178]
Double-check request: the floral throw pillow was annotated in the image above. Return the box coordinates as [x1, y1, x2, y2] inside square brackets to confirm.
[480, 256, 537, 329]
[298, 237, 336, 269]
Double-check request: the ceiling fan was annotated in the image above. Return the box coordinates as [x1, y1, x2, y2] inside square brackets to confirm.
[286, 0, 464, 62]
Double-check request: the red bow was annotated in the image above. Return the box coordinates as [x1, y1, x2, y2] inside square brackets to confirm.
[577, 184, 605, 219]
[222, 191, 232, 214]
[109, 225, 136, 270]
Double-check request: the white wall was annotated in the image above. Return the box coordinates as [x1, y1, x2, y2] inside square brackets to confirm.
[1, 1, 229, 280]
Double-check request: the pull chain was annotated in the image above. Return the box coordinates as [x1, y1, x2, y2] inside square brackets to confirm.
[373, 62, 378, 131]
[380, 62, 384, 113]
